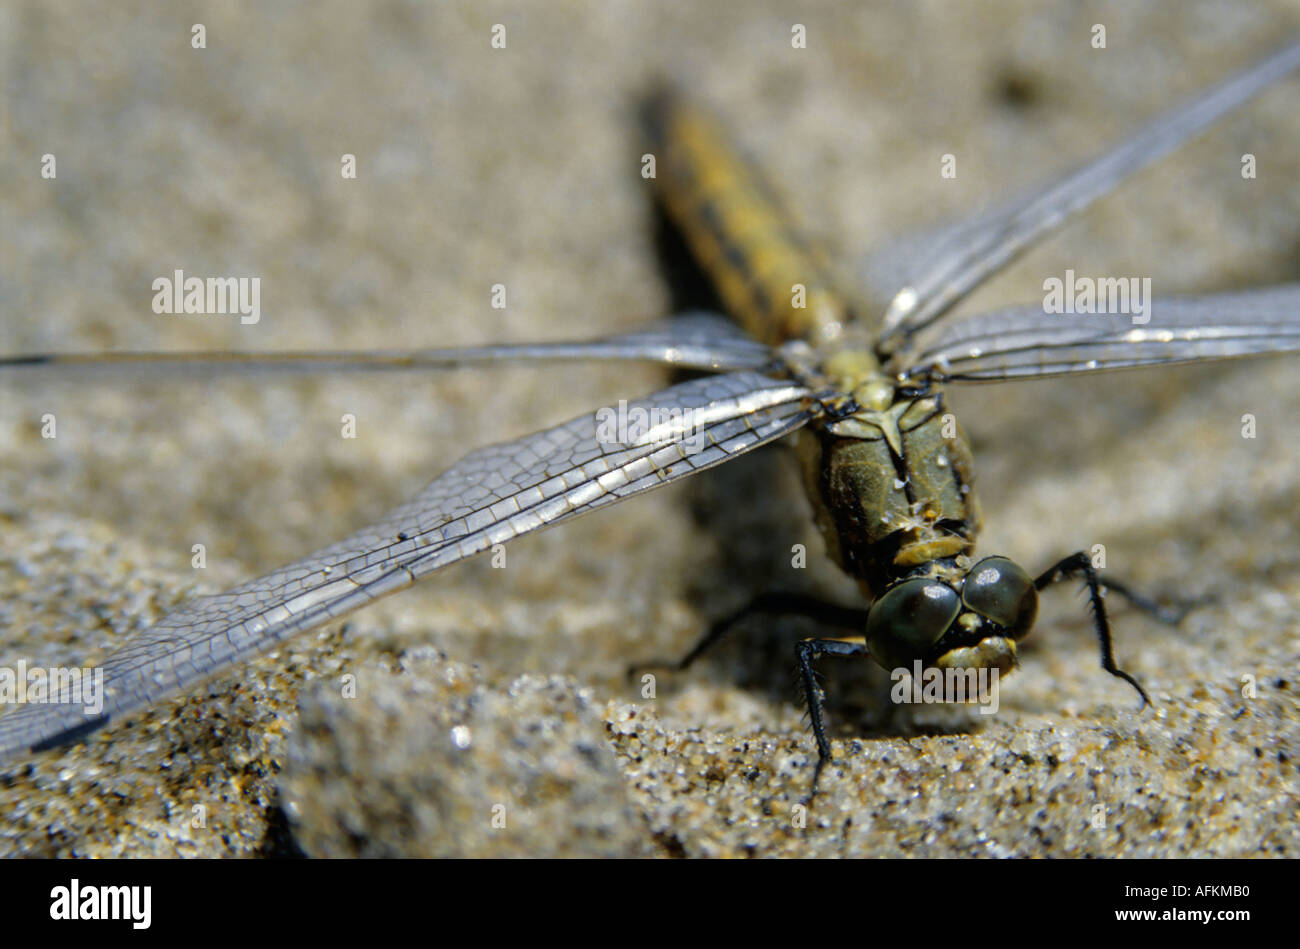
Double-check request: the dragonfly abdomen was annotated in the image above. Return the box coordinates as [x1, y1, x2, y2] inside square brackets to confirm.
[645, 90, 853, 349]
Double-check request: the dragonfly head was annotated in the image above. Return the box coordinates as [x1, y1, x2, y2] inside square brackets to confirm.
[865, 556, 1038, 678]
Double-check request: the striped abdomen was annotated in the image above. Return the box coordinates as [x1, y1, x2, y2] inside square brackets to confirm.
[645, 90, 852, 348]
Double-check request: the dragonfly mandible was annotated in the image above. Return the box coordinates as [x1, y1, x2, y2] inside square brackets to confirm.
[1, 38, 1299, 769]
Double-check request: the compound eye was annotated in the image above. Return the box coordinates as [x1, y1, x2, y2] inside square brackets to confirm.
[962, 556, 1038, 638]
[866, 579, 961, 671]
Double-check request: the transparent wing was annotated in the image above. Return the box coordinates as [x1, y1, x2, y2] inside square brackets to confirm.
[900, 284, 1300, 383]
[0, 370, 817, 761]
[869, 38, 1300, 355]
[0, 311, 775, 375]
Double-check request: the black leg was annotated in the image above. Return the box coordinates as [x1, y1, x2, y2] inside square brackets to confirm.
[1085, 574, 1206, 626]
[626, 592, 868, 680]
[795, 638, 870, 761]
[1034, 552, 1152, 707]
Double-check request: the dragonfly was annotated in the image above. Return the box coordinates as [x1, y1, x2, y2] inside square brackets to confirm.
[2, 38, 1299, 770]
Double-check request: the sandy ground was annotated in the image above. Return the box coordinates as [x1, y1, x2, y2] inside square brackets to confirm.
[1, 0, 1297, 857]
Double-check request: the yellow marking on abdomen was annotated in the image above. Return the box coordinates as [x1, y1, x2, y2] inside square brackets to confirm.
[646, 90, 853, 348]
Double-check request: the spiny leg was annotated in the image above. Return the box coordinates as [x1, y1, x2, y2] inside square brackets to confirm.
[627, 592, 868, 679]
[1085, 574, 1206, 626]
[795, 638, 871, 789]
[1034, 552, 1152, 707]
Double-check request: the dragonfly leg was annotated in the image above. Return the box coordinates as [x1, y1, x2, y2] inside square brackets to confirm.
[1034, 552, 1152, 707]
[795, 637, 872, 766]
[626, 592, 867, 679]
[1084, 575, 1207, 626]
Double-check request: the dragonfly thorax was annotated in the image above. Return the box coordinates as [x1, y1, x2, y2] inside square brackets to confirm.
[797, 381, 982, 600]
[819, 347, 893, 412]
